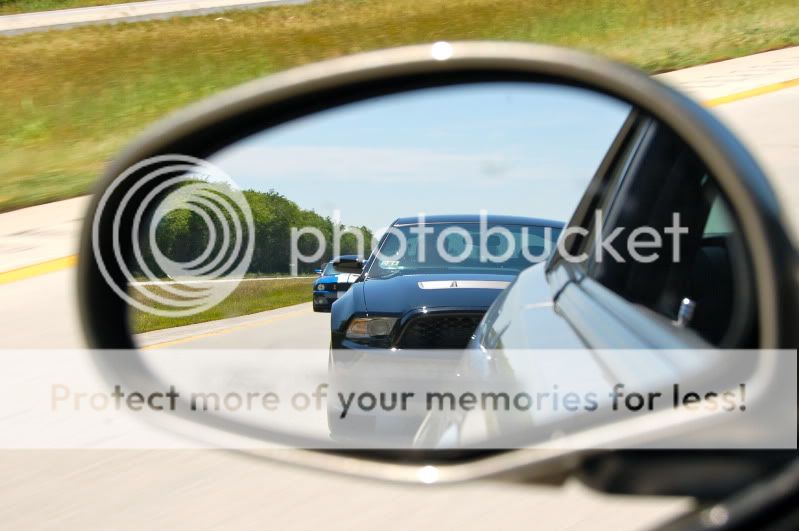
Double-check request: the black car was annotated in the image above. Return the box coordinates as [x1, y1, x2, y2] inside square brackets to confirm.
[330, 214, 564, 351]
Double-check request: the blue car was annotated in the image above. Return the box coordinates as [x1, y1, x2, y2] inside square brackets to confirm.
[330, 215, 564, 350]
[312, 255, 364, 312]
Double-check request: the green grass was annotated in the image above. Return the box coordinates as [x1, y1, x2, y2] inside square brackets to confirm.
[131, 277, 313, 333]
[0, 1, 133, 15]
[1, 0, 798, 212]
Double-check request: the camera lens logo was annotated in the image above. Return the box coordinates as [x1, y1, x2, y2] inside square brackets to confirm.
[92, 155, 255, 317]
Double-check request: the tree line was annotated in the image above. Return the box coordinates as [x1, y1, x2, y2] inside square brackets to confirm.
[139, 185, 374, 277]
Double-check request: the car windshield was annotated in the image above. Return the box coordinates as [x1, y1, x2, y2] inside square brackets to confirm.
[322, 262, 342, 276]
[367, 222, 561, 279]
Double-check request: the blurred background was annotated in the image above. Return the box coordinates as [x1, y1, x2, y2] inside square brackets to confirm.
[1, 0, 798, 212]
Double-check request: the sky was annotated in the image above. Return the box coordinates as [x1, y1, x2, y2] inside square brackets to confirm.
[209, 82, 631, 232]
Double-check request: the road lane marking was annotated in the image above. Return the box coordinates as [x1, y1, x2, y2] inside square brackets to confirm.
[139, 306, 312, 349]
[2, 76, 798, 286]
[0, 255, 77, 285]
[704, 78, 799, 107]
[0, 255, 312, 286]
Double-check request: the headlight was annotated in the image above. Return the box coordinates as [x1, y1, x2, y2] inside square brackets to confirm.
[346, 317, 398, 339]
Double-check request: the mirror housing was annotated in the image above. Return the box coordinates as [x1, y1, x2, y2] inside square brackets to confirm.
[78, 42, 798, 496]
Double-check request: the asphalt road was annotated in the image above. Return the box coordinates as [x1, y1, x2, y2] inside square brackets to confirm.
[137, 301, 330, 349]
[1, 49, 797, 530]
[714, 85, 799, 232]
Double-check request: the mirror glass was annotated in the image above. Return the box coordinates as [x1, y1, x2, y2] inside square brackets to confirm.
[129, 82, 630, 340]
[110, 81, 777, 449]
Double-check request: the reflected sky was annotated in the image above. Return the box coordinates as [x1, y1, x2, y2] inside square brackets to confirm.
[210, 82, 631, 231]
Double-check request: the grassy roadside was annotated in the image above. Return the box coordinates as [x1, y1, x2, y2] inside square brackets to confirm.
[131, 277, 313, 333]
[0, 1, 132, 15]
[1, 0, 798, 212]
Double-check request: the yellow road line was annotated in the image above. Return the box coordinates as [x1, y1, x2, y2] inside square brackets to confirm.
[140, 306, 311, 349]
[704, 78, 799, 107]
[0, 255, 77, 285]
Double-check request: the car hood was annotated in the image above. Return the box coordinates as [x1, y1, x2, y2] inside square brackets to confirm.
[362, 273, 516, 314]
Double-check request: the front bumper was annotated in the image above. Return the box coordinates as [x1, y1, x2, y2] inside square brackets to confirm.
[312, 291, 337, 311]
[332, 308, 486, 349]
[312, 287, 350, 311]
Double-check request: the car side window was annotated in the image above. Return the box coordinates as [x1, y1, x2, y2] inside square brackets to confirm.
[573, 120, 652, 261]
[703, 195, 735, 236]
[581, 123, 757, 347]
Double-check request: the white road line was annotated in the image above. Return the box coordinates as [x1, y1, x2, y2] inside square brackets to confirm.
[0, 0, 309, 35]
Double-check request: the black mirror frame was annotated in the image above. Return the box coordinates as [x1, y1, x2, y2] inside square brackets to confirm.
[78, 42, 798, 485]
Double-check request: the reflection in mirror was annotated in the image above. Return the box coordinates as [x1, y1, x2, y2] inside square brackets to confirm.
[113, 81, 777, 450]
[129, 82, 630, 342]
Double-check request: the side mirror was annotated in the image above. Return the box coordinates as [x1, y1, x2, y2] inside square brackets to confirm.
[78, 42, 797, 495]
[332, 257, 363, 274]
[314, 268, 323, 275]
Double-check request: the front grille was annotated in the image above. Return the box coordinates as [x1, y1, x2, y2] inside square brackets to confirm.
[322, 283, 351, 292]
[397, 313, 484, 349]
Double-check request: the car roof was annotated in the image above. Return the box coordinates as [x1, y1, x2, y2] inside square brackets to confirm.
[391, 214, 564, 227]
[329, 254, 361, 262]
